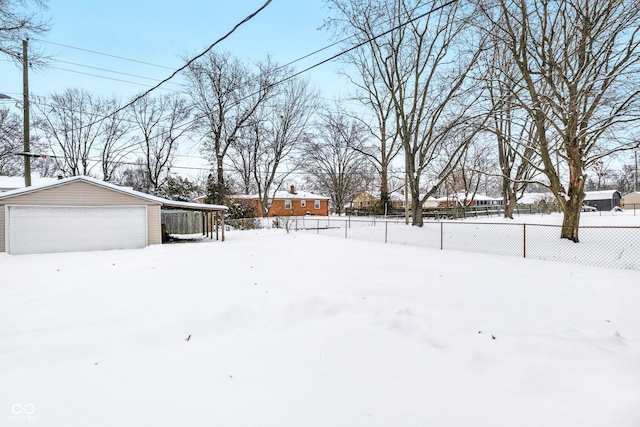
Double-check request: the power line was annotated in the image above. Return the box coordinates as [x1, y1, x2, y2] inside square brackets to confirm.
[32, 39, 177, 70]
[273, 0, 459, 89]
[48, 66, 182, 92]
[50, 59, 186, 87]
[113, 0, 274, 118]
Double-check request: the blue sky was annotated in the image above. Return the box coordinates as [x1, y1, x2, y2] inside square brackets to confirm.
[1, 0, 350, 102]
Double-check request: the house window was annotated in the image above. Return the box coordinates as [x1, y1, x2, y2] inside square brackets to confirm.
[285, 200, 292, 209]
[314, 200, 321, 209]
[300, 200, 306, 207]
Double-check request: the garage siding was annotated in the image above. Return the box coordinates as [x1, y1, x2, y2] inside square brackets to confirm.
[147, 205, 161, 245]
[0, 181, 162, 253]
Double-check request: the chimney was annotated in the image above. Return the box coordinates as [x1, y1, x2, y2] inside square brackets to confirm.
[290, 185, 296, 194]
[57, 175, 63, 180]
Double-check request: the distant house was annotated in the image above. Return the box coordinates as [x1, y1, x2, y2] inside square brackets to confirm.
[386, 191, 441, 210]
[436, 193, 502, 207]
[518, 192, 555, 205]
[230, 186, 329, 217]
[583, 190, 621, 211]
[389, 191, 408, 209]
[622, 192, 640, 210]
[422, 197, 439, 209]
[351, 191, 378, 209]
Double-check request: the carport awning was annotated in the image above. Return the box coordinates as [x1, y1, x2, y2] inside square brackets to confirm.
[159, 199, 228, 212]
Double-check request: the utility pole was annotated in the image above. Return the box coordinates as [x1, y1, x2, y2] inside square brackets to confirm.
[22, 39, 31, 187]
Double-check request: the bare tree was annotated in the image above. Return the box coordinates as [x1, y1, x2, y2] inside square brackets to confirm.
[482, 46, 541, 218]
[116, 158, 150, 193]
[587, 160, 612, 191]
[251, 77, 318, 217]
[129, 93, 192, 195]
[327, 39, 402, 211]
[33, 89, 128, 178]
[227, 123, 256, 195]
[611, 163, 638, 195]
[441, 140, 496, 203]
[0, 0, 49, 64]
[478, 0, 640, 241]
[324, 0, 488, 226]
[183, 51, 278, 204]
[98, 98, 132, 182]
[303, 111, 370, 215]
[0, 107, 22, 175]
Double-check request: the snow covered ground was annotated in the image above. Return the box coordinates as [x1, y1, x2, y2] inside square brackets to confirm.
[1, 215, 639, 426]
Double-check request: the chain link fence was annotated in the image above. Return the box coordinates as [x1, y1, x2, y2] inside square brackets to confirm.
[284, 216, 640, 271]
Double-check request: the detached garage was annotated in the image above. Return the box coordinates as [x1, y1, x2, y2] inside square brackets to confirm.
[0, 176, 227, 255]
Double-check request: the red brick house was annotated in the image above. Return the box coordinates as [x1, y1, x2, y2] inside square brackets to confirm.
[231, 186, 329, 217]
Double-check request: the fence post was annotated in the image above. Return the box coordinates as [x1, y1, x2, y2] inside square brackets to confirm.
[440, 222, 444, 250]
[345, 220, 348, 238]
[317, 218, 320, 235]
[523, 223, 527, 258]
[385, 221, 388, 243]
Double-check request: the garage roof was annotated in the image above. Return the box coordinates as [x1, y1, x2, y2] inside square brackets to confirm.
[0, 175, 228, 212]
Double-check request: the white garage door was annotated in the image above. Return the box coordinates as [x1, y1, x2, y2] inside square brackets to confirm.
[7, 206, 147, 254]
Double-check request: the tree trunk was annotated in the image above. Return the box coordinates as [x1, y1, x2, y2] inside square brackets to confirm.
[503, 185, 517, 219]
[560, 203, 581, 242]
[411, 192, 423, 226]
[558, 146, 587, 242]
[215, 154, 225, 205]
[380, 163, 389, 214]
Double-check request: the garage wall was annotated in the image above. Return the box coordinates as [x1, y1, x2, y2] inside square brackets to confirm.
[0, 180, 162, 252]
[147, 205, 161, 245]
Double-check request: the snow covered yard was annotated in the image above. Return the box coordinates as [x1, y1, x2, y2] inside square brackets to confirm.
[1, 226, 640, 426]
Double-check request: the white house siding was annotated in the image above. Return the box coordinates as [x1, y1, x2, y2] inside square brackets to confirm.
[0, 180, 162, 253]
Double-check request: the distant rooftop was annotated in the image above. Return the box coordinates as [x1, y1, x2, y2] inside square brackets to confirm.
[0, 175, 59, 192]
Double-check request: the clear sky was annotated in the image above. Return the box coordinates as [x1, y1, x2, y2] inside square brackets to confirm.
[0, 0, 350, 102]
